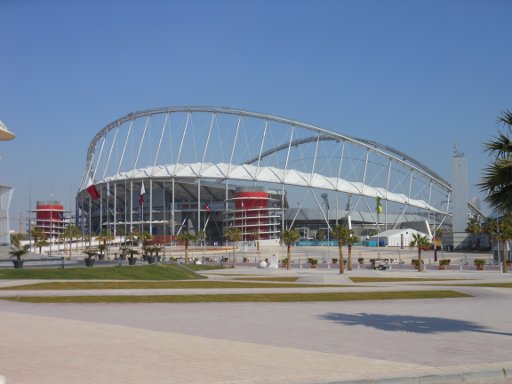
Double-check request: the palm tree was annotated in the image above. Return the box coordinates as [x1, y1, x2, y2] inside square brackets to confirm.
[140, 231, 153, 246]
[176, 231, 196, 264]
[481, 217, 497, 252]
[249, 230, 261, 252]
[346, 231, 360, 271]
[409, 233, 431, 272]
[9, 234, 30, 268]
[280, 229, 301, 270]
[331, 225, 351, 274]
[35, 237, 49, 254]
[224, 227, 242, 268]
[31, 227, 46, 253]
[496, 215, 512, 273]
[465, 217, 482, 249]
[126, 231, 139, 247]
[479, 111, 512, 213]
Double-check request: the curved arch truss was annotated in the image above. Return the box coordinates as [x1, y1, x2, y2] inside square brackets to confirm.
[78, 106, 454, 240]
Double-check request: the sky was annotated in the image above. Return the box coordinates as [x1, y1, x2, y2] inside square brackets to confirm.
[1, 0, 511, 230]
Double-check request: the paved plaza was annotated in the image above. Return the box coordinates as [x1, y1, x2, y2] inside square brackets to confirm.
[0, 256, 511, 383]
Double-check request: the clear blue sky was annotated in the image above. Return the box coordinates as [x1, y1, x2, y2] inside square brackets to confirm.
[1, 0, 511, 229]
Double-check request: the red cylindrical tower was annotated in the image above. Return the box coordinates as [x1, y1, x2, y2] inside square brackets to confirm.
[234, 187, 270, 240]
[36, 201, 64, 238]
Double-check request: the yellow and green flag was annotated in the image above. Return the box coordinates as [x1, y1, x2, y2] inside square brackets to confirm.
[376, 196, 383, 214]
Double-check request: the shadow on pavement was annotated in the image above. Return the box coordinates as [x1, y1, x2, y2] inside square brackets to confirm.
[320, 312, 512, 336]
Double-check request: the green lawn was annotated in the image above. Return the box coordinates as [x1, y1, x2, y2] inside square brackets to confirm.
[0, 264, 208, 280]
[0, 280, 343, 290]
[1, 290, 470, 303]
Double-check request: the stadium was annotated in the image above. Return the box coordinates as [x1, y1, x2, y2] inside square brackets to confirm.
[76, 106, 479, 246]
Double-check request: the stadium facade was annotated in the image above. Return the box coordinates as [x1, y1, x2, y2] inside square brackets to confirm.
[76, 107, 479, 245]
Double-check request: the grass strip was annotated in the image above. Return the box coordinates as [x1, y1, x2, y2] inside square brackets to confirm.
[0, 280, 343, 290]
[0, 264, 209, 281]
[1, 290, 470, 303]
[350, 277, 466, 283]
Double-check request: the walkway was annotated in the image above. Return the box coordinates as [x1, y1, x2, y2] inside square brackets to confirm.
[0, 267, 511, 383]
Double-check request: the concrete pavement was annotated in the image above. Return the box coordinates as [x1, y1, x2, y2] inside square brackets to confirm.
[0, 266, 511, 383]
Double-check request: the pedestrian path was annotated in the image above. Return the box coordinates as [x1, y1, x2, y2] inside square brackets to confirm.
[0, 267, 511, 383]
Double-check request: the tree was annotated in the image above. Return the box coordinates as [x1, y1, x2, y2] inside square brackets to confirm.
[346, 231, 360, 271]
[481, 217, 497, 252]
[465, 217, 482, 249]
[31, 227, 46, 254]
[176, 231, 196, 264]
[224, 227, 242, 268]
[9, 234, 30, 261]
[96, 229, 114, 259]
[126, 231, 139, 247]
[496, 215, 512, 273]
[249, 230, 261, 252]
[140, 231, 153, 246]
[279, 229, 301, 270]
[331, 225, 352, 274]
[34, 234, 49, 254]
[479, 111, 512, 213]
[409, 233, 431, 272]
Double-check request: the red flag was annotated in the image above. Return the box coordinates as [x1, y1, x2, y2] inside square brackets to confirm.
[204, 203, 212, 212]
[140, 182, 145, 205]
[86, 178, 100, 200]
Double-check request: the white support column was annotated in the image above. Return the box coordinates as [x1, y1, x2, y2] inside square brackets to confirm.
[171, 178, 175, 236]
[335, 141, 345, 226]
[99, 185, 103, 233]
[150, 178, 153, 233]
[134, 117, 150, 171]
[102, 128, 119, 180]
[197, 180, 201, 235]
[385, 159, 392, 231]
[130, 180, 133, 234]
[114, 183, 117, 237]
[117, 121, 133, 174]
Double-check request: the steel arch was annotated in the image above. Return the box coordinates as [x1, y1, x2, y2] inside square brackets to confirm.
[82, 106, 451, 214]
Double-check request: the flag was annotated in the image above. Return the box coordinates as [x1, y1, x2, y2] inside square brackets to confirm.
[139, 182, 145, 205]
[376, 196, 383, 214]
[86, 178, 100, 200]
[204, 202, 212, 212]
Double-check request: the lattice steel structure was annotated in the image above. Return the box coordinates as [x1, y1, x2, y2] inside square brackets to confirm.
[77, 106, 455, 243]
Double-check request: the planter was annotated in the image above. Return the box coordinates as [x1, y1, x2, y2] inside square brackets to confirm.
[476, 264, 485, 271]
[128, 257, 137, 265]
[332, 258, 338, 264]
[147, 256, 156, 264]
[119, 254, 127, 261]
[438, 265, 448, 270]
[12, 260, 24, 269]
[84, 258, 95, 267]
[156, 256, 162, 262]
[98, 254, 105, 261]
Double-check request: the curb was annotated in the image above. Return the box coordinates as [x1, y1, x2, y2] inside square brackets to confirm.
[322, 366, 511, 384]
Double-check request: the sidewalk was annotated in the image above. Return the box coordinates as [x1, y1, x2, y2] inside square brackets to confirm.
[0, 267, 511, 383]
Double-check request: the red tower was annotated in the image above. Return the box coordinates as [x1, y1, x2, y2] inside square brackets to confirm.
[35, 201, 65, 238]
[231, 187, 280, 241]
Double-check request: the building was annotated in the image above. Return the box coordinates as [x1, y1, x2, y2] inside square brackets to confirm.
[33, 201, 67, 238]
[75, 107, 479, 246]
[0, 120, 15, 246]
